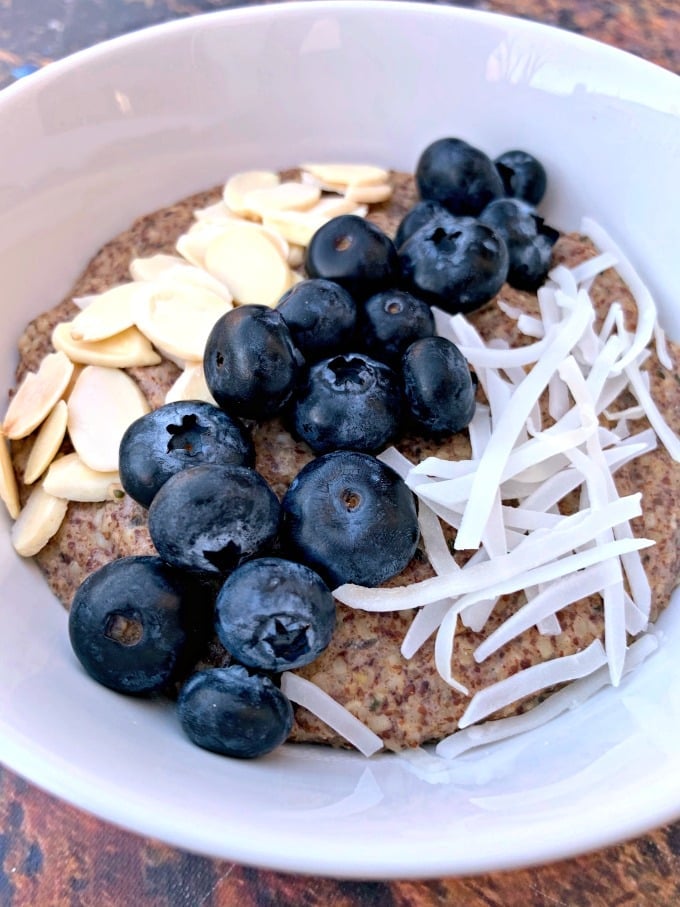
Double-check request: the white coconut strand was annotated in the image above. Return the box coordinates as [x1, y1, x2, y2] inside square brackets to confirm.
[280, 673, 383, 757]
[624, 358, 680, 462]
[434, 605, 469, 695]
[435, 633, 659, 759]
[581, 216, 658, 374]
[473, 558, 620, 662]
[454, 300, 594, 551]
[457, 639, 608, 729]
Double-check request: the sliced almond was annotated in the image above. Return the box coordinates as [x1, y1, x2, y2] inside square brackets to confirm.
[301, 163, 390, 189]
[344, 183, 393, 204]
[158, 265, 233, 304]
[193, 200, 235, 222]
[204, 227, 294, 307]
[44, 452, 121, 502]
[223, 170, 280, 216]
[67, 366, 149, 472]
[129, 253, 187, 282]
[133, 284, 231, 362]
[242, 181, 321, 218]
[24, 399, 68, 485]
[287, 244, 305, 269]
[3, 351, 74, 440]
[0, 433, 20, 519]
[11, 483, 68, 557]
[69, 283, 143, 342]
[263, 195, 367, 247]
[52, 322, 162, 369]
[165, 362, 218, 406]
[176, 221, 232, 268]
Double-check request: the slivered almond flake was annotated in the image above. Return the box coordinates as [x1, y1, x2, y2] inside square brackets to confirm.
[203, 228, 294, 307]
[11, 483, 68, 557]
[165, 362, 217, 406]
[223, 170, 280, 215]
[0, 432, 20, 519]
[2, 351, 74, 440]
[133, 285, 231, 362]
[301, 163, 389, 189]
[67, 366, 149, 472]
[344, 183, 392, 205]
[53, 322, 162, 369]
[69, 283, 141, 341]
[44, 452, 121, 502]
[23, 399, 68, 484]
[280, 672, 383, 757]
[242, 181, 321, 217]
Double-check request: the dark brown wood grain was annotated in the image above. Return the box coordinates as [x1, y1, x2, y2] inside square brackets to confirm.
[1, 0, 679, 904]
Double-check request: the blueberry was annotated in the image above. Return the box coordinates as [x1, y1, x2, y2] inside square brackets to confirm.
[281, 450, 419, 588]
[361, 289, 435, 365]
[276, 278, 357, 360]
[293, 352, 401, 454]
[119, 400, 254, 508]
[394, 200, 458, 249]
[494, 149, 547, 206]
[178, 665, 293, 758]
[305, 215, 398, 300]
[479, 198, 558, 291]
[402, 336, 476, 435]
[203, 304, 303, 421]
[148, 464, 280, 574]
[415, 137, 505, 216]
[68, 556, 194, 694]
[399, 218, 509, 314]
[215, 557, 335, 672]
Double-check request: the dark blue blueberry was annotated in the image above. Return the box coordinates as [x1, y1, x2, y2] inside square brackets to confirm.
[276, 278, 357, 361]
[177, 665, 293, 758]
[68, 556, 193, 694]
[416, 138, 505, 216]
[293, 352, 401, 454]
[361, 289, 435, 365]
[148, 464, 280, 574]
[479, 198, 558, 291]
[402, 336, 476, 435]
[203, 304, 303, 421]
[119, 400, 254, 508]
[494, 149, 547, 206]
[394, 200, 459, 249]
[215, 557, 335, 672]
[281, 450, 419, 588]
[305, 215, 398, 300]
[399, 218, 509, 314]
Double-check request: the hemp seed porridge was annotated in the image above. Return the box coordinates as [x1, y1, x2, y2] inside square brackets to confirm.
[2, 149, 679, 758]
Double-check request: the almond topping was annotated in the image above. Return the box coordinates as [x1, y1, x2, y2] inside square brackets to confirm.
[301, 163, 390, 189]
[11, 483, 68, 557]
[223, 170, 280, 216]
[69, 283, 142, 341]
[52, 322, 162, 369]
[67, 366, 149, 472]
[3, 351, 74, 440]
[23, 400, 68, 485]
[242, 181, 321, 218]
[133, 285, 231, 362]
[204, 227, 294, 307]
[0, 433, 20, 519]
[129, 253, 187, 282]
[165, 362, 217, 406]
[344, 183, 393, 204]
[44, 452, 121, 502]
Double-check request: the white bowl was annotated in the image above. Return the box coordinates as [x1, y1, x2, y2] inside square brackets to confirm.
[1, 1, 679, 879]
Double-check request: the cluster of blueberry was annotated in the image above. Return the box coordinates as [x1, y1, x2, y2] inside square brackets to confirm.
[68, 137, 551, 758]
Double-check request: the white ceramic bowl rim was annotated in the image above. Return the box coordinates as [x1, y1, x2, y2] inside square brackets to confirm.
[0, 1, 679, 879]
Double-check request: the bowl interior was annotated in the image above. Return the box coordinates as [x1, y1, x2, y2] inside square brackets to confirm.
[0, 1, 679, 878]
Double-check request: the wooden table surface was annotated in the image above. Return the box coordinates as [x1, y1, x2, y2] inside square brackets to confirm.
[1, 1, 679, 904]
